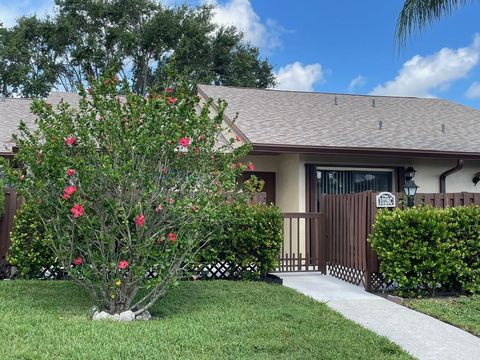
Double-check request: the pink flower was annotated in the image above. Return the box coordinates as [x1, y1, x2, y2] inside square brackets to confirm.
[66, 169, 75, 177]
[134, 214, 145, 227]
[70, 204, 85, 218]
[118, 260, 129, 269]
[178, 137, 190, 147]
[156, 204, 164, 212]
[248, 162, 255, 171]
[113, 74, 119, 82]
[168, 233, 177, 243]
[72, 257, 83, 266]
[64, 136, 77, 146]
[87, 88, 93, 95]
[167, 198, 174, 205]
[235, 135, 241, 142]
[167, 97, 177, 104]
[63, 186, 77, 200]
[166, 87, 174, 93]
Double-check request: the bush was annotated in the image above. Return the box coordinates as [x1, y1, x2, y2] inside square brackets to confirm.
[4, 75, 249, 315]
[7, 201, 58, 278]
[198, 203, 283, 279]
[369, 206, 480, 296]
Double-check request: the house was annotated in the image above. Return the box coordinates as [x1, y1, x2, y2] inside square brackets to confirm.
[197, 85, 480, 213]
[3, 87, 480, 215]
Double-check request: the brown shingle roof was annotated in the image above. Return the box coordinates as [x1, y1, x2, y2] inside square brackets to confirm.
[0, 92, 81, 151]
[198, 85, 480, 155]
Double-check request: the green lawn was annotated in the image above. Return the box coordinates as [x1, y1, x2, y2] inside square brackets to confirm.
[405, 295, 480, 337]
[0, 280, 411, 360]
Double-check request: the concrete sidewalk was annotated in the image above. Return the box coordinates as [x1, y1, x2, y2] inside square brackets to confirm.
[279, 272, 480, 360]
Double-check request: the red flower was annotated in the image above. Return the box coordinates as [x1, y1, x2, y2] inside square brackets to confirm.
[248, 162, 255, 171]
[235, 135, 241, 142]
[118, 260, 129, 269]
[63, 186, 77, 200]
[166, 87, 174, 93]
[161, 167, 168, 175]
[167, 97, 177, 104]
[66, 168, 75, 177]
[178, 137, 190, 147]
[72, 257, 83, 266]
[64, 136, 77, 146]
[134, 214, 145, 227]
[70, 204, 85, 218]
[87, 88, 93, 95]
[168, 233, 177, 243]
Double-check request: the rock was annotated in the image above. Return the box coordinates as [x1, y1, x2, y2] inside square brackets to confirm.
[119, 310, 135, 322]
[111, 314, 120, 321]
[92, 311, 110, 321]
[135, 311, 152, 321]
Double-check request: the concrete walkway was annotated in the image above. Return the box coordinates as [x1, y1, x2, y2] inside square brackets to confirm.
[279, 272, 480, 360]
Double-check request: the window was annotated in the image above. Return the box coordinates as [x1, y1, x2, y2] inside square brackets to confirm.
[317, 169, 392, 195]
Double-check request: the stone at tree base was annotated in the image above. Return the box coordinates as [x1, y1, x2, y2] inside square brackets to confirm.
[92, 311, 110, 320]
[119, 310, 135, 322]
[135, 311, 152, 321]
[92, 310, 136, 321]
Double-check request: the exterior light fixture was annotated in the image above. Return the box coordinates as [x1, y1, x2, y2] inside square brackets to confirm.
[405, 166, 416, 180]
[403, 179, 419, 208]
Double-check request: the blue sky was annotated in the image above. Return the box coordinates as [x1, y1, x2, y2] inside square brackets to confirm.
[2, 0, 480, 108]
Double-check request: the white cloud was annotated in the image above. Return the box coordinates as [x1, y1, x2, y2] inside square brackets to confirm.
[371, 34, 480, 97]
[274, 62, 324, 92]
[0, 0, 54, 27]
[348, 75, 367, 92]
[466, 81, 480, 99]
[208, 0, 282, 51]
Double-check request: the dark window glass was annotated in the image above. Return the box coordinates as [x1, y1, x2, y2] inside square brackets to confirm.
[317, 169, 392, 195]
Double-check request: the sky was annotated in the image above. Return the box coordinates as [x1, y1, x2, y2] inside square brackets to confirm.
[2, 0, 480, 108]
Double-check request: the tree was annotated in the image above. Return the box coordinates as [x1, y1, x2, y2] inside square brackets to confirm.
[397, 0, 472, 43]
[0, 17, 64, 97]
[0, 0, 275, 97]
[5, 74, 250, 316]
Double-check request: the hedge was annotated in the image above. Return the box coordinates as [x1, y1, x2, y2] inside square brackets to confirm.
[369, 206, 480, 296]
[7, 201, 58, 279]
[197, 203, 283, 279]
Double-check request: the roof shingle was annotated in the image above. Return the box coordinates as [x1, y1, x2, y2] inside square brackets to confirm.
[198, 85, 480, 154]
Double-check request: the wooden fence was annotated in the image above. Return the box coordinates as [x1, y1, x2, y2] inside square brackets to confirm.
[0, 189, 23, 261]
[321, 191, 480, 291]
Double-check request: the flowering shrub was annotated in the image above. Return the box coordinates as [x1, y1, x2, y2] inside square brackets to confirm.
[6, 76, 249, 315]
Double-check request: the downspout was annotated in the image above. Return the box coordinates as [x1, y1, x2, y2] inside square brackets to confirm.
[439, 159, 464, 193]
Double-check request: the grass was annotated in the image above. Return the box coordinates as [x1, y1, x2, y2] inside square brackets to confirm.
[405, 295, 480, 337]
[0, 280, 412, 360]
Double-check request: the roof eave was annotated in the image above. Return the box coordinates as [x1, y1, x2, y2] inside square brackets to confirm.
[251, 143, 480, 160]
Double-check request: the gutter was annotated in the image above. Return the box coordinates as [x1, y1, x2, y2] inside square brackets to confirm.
[439, 159, 464, 193]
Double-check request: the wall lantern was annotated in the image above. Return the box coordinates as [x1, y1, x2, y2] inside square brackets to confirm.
[405, 166, 416, 180]
[404, 179, 419, 208]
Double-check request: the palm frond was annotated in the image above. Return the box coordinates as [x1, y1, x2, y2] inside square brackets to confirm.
[396, 0, 472, 45]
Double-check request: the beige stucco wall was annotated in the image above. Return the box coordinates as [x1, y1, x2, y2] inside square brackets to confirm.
[244, 154, 480, 213]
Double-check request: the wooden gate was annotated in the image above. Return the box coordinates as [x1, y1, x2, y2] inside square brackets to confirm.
[276, 213, 326, 273]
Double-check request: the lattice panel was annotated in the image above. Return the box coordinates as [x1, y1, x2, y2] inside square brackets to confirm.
[194, 261, 259, 280]
[327, 264, 365, 286]
[370, 272, 390, 292]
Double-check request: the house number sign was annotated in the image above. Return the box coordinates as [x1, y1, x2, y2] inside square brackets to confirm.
[376, 192, 396, 208]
